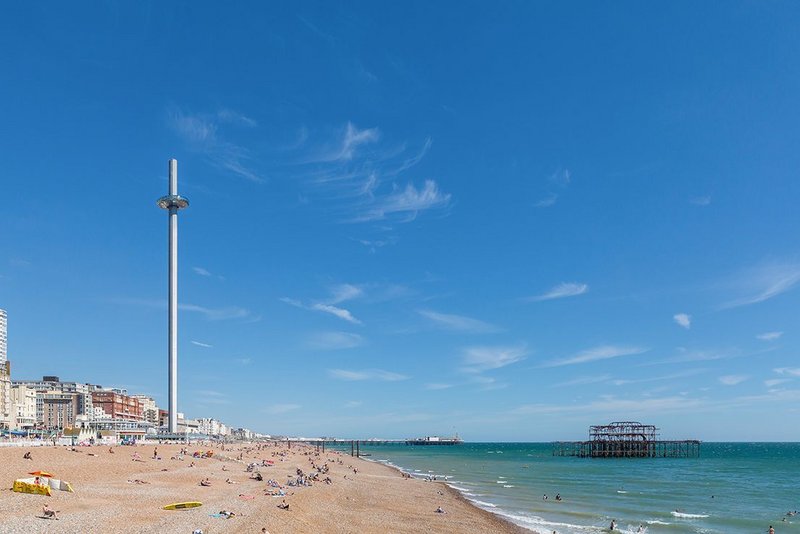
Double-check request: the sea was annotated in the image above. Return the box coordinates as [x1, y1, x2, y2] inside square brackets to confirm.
[329, 442, 799, 534]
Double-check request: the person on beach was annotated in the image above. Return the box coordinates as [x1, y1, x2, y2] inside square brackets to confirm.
[278, 499, 289, 510]
[200, 478, 212, 486]
[435, 507, 446, 514]
[769, 526, 775, 534]
[43, 504, 59, 520]
[555, 493, 562, 501]
[609, 519, 617, 531]
[23, 451, 32, 460]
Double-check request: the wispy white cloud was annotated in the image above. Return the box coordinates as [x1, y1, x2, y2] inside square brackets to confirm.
[280, 297, 362, 325]
[296, 126, 449, 226]
[526, 282, 588, 302]
[306, 331, 364, 350]
[719, 375, 748, 386]
[216, 108, 257, 127]
[673, 313, 691, 329]
[344, 400, 363, 408]
[191, 340, 213, 348]
[535, 193, 558, 208]
[470, 375, 508, 391]
[168, 107, 262, 183]
[338, 122, 380, 161]
[111, 297, 252, 321]
[690, 196, 712, 206]
[720, 261, 800, 309]
[425, 383, 455, 390]
[264, 403, 301, 414]
[235, 357, 252, 366]
[513, 395, 703, 416]
[418, 309, 500, 333]
[764, 378, 791, 388]
[757, 331, 782, 341]
[775, 367, 800, 377]
[179, 303, 251, 321]
[612, 369, 705, 386]
[544, 345, 649, 367]
[328, 283, 363, 303]
[534, 169, 571, 208]
[461, 345, 527, 373]
[193, 267, 212, 277]
[553, 374, 612, 387]
[549, 168, 571, 187]
[356, 180, 451, 222]
[310, 303, 361, 324]
[328, 369, 410, 381]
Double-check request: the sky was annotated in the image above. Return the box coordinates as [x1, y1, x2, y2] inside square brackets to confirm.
[1, 2, 799, 441]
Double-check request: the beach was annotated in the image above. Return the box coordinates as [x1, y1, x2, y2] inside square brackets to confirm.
[0, 442, 529, 533]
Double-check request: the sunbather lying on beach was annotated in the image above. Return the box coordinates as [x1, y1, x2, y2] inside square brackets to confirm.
[42, 504, 59, 520]
[277, 500, 290, 510]
[200, 478, 212, 486]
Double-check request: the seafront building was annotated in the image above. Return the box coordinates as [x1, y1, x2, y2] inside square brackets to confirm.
[0, 309, 7, 365]
[132, 395, 159, 425]
[11, 385, 36, 429]
[13, 376, 94, 424]
[91, 390, 144, 421]
[0, 306, 256, 439]
[41, 391, 80, 430]
[0, 309, 12, 430]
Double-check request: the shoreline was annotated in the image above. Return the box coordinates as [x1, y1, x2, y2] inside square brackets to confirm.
[0, 441, 535, 533]
[357, 454, 532, 534]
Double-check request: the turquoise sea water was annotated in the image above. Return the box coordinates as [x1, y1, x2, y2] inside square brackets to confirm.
[332, 442, 799, 534]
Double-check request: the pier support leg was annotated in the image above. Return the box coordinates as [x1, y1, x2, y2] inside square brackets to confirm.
[357, 441, 360, 458]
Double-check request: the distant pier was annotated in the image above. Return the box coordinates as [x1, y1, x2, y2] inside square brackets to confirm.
[286, 435, 462, 457]
[553, 421, 700, 458]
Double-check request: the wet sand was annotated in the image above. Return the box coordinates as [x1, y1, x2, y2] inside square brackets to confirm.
[0, 442, 531, 533]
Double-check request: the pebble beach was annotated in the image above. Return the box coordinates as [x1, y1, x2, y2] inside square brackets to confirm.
[0, 442, 528, 533]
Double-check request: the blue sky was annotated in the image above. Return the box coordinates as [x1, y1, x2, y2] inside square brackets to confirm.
[1, 2, 799, 441]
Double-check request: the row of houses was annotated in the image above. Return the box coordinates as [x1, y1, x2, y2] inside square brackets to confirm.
[2, 375, 255, 440]
[0, 309, 259, 440]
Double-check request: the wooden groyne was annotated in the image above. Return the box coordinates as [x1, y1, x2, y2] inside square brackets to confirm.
[553, 421, 700, 458]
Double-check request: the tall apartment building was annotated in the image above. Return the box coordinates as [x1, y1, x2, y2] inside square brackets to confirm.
[91, 390, 143, 421]
[0, 309, 7, 365]
[131, 395, 159, 425]
[197, 417, 229, 436]
[0, 309, 11, 429]
[41, 391, 80, 430]
[11, 384, 36, 429]
[13, 376, 93, 424]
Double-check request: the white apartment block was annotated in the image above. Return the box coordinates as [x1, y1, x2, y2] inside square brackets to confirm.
[13, 376, 93, 424]
[131, 395, 159, 425]
[11, 384, 36, 429]
[0, 309, 11, 429]
[0, 309, 7, 365]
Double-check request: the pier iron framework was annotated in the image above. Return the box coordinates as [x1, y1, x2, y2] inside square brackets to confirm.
[553, 421, 700, 458]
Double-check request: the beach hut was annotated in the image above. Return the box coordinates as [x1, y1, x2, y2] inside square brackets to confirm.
[13, 471, 74, 496]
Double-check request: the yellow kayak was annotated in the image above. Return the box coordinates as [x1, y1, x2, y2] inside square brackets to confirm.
[163, 502, 203, 510]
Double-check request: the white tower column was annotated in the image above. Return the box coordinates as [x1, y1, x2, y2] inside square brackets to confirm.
[157, 159, 189, 434]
